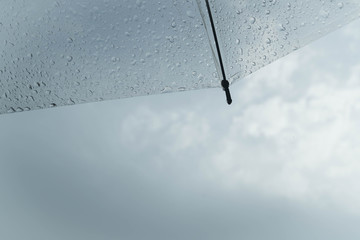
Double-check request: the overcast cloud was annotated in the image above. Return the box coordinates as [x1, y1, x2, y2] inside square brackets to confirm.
[1, 18, 360, 240]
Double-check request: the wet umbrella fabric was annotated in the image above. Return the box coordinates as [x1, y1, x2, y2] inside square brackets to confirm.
[0, 0, 359, 114]
[200, 0, 360, 83]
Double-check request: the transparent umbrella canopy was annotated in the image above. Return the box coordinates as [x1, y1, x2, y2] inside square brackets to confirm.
[1, 0, 360, 114]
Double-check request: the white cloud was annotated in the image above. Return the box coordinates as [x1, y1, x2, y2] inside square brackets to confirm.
[120, 106, 210, 152]
[116, 29, 360, 214]
[207, 36, 360, 213]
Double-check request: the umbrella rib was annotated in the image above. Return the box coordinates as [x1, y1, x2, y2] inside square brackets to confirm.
[205, 0, 232, 105]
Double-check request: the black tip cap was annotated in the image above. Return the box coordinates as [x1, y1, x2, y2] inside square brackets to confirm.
[221, 80, 232, 105]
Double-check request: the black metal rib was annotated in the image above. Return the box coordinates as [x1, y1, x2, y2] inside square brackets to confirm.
[205, 0, 232, 105]
[205, 0, 226, 81]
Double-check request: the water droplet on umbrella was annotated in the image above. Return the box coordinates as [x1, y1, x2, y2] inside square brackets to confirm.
[7, 108, 15, 113]
[68, 98, 75, 105]
[178, 87, 186, 91]
[319, 9, 330, 18]
[161, 86, 172, 93]
[186, 10, 195, 18]
[278, 24, 286, 31]
[166, 36, 175, 43]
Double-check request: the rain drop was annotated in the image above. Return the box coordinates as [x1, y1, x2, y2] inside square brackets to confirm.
[68, 98, 76, 105]
[178, 87, 186, 91]
[278, 24, 286, 31]
[319, 9, 330, 18]
[7, 108, 15, 113]
[135, 0, 142, 7]
[240, 48, 244, 55]
[161, 86, 172, 93]
[186, 10, 195, 18]
[198, 74, 204, 82]
[166, 36, 175, 43]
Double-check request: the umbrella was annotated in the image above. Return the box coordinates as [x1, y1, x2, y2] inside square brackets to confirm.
[1, 0, 359, 114]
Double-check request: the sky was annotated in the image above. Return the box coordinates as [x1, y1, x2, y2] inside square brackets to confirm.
[1, 12, 360, 240]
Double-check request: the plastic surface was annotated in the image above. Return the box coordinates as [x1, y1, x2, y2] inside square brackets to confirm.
[0, 0, 217, 114]
[204, 0, 360, 83]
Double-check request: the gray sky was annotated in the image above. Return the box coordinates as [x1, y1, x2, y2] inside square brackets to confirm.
[1, 14, 360, 240]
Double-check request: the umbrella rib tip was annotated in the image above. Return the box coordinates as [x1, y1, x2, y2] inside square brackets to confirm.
[221, 80, 232, 105]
